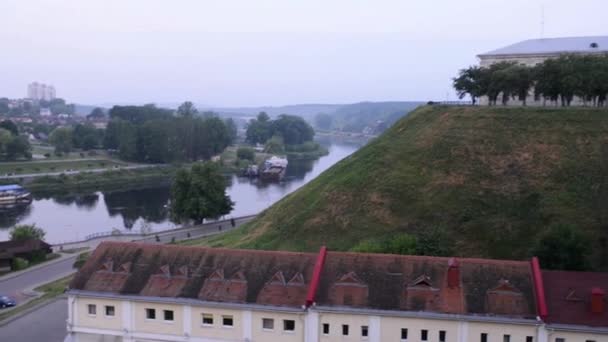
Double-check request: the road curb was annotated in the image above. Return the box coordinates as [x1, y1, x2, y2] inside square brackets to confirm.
[0, 295, 66, 327]
[0, 253, 79, 284]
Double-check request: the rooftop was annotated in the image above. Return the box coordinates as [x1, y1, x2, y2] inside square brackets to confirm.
[71, 242, 539, 319]
[478, 36, 608, 57]
[0, 184, 24, 192]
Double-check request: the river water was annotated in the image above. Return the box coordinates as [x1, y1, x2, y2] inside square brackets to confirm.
[0, 138, 364, 243]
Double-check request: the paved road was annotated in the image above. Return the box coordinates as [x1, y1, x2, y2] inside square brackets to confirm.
[0, 255, 78, 303]
[0, 164, 160, 180]
[0, 298, 67, 342]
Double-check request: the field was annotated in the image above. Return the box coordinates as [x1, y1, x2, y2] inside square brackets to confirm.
[0, 158, 130, 176]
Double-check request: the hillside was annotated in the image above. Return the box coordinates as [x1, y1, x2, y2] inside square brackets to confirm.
[204, 105, 608, 270]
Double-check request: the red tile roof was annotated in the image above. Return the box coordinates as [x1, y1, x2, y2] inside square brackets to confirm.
[542, 270, 608, 327]
[70, 242, 318, 308]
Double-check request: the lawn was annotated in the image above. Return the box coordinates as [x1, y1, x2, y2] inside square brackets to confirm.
[0, 158, 130, 175]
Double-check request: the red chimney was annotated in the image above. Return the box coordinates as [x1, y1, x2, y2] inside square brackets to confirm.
[591, 287, 605, 314]
[447, 258, 460, 288]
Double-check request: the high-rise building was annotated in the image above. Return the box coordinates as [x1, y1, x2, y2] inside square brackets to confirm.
[27, 82, 56, 101]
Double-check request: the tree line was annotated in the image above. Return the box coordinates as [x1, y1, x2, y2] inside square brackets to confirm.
[103, 103, 236, 163]
[246, 112, 314, 145]
[453, 54, 608, 107]
[0, 120, 31, 161]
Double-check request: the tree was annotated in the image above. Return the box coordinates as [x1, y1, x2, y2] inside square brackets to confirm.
[246, 112, 273, 144]
[271, 114, 315, 145]
[6, 135, 32, 160]
[177, 101, 198, 118]
[87, 107, 105, 119]
[73, 124, 101, 150]
[453, 66, 486, 105]
[264, 135, 285, 154]
[0, 98, 9, 114]
[171, 163, 234, 224]
[0, 128, 12, 159]
[0, 120, 18, 136]
[10, 224, 46, 241]
[224, 118, 238, 144]
[534, 224, 590, 271]
[49, 127, 73, 154]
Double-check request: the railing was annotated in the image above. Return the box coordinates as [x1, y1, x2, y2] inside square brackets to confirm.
[52, 215, 257, 247]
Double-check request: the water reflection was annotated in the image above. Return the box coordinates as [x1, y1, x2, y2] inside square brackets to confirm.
[0, 139, 364, 243]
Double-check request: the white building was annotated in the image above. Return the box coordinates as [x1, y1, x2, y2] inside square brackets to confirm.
[27, 82, 56, 101]
[477, 36, 608, 106]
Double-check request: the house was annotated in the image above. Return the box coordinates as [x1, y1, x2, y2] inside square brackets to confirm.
[0, 239, 52, 272]
[477, 36, 608, 106]
[65, 242, 607, 342]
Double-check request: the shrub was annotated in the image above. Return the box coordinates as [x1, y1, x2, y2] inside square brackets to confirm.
[534, 224, 590, 271]
[351, 233, 417, 255]
[43, 153, 51, 158]
[73, 252, 90, 269]
[236, 147, 255, 161]
[10, 224, 46, 241]
[12, 257, 29, 271]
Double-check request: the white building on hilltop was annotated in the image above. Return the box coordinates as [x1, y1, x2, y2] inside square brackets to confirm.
[477, 36, 608, 106]
[27, 82, 56, 101]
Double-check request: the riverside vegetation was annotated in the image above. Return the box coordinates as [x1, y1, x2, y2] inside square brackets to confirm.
[199, 105, 608, 271]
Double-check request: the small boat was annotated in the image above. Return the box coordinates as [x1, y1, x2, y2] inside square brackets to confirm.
[0, 184, 32, 206]
[260, 156, 288, 181]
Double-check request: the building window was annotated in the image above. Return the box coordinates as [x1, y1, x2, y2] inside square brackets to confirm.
[481, 333, 488, 342]
[401, 328, 408, 340]
[163, 310, 174, 322]
[555, 339, 565, 342]
[342, 324, 349, 336]
[526, 337, 533, 342]
[439, 330, 446, 342]
[105, 305, 115, 317]
[503, 335, 511, 342]
[322, 323, 330, 335]
[421, 329, 428, 341]
[87, 304, 96, 316]
[145, 308, 156, 320]
[202, 313, 213, 326]
[361, 325, 368, 338]
[222, 315, 234, 327]
[283, 319, 295, 332]
[585, 340, 596, 342]
[262, 318, 274, 330]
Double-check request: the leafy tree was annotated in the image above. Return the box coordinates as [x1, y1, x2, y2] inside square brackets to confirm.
[271, 114, 315, 145]
[264, 135, 285, 154]
[177, 101, 198, 118]
[415, 227, 453, 256]
[246, 112, 273, 144]
[171, 163, 234, 224]
[224, 118, 238, 144]
[0, 128, 12, 158]
[10, 224, 46, 241]
[0, 98, 9, 114]
[73, 124, 101, 150]
[237, 147, 255, 161]
[534, 224, 590, 271]
[0, 120, 18, 135]
[49, 127, 73, 154]
[453, 66, 487, 105]
[314, 113, 333, 130]
[6, 135, 32, 160]
[87, 107, 105, 119]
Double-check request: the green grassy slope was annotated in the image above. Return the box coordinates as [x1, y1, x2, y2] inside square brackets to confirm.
[205, 105, 608, 269]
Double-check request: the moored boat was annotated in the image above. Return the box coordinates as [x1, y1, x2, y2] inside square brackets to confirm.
[260, 156, 288, 181]
[0, 184, 32, 206]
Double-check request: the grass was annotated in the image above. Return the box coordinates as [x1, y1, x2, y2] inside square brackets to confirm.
[0, 275, 72, 322]
[198, 105, 608, 271]
[0, 158, 129, 175]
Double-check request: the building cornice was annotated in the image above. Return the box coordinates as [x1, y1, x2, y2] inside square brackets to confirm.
[546, 323, 608, 335]
[68, 290, 306, 314]
[477, 51, 608, 59]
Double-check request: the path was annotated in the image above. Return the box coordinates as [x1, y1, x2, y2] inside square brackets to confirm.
[0, 164, 160, 180]
[0, 297, 68, 342]
[0, 254, 78, 304]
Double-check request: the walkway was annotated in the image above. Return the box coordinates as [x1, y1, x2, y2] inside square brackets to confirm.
[0, 164, 160, 180]
[0, 254, 78, 304]
[0, 297, 68, 342]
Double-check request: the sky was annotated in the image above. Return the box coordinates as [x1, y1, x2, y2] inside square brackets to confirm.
[1, 0, 607, 107]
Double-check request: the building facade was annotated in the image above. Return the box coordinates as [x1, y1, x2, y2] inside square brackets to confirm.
[27, 82, 56, 101]
[65, 242, 608, 342]
[477, 36, 608, 106]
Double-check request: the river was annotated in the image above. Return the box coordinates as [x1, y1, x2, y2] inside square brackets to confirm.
[0, 138, 364, 243]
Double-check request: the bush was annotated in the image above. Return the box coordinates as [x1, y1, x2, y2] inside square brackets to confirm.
[236, 147, 255, 161]
[351, 233, 417, 255]
[73, 252, 90, 269]
[10, 224, 46, 241]
[43, 153, 51, 158]
[534, 224, 590, 271]
[12, 257, 29, 271]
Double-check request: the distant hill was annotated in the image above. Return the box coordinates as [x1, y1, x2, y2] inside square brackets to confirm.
[205, 105, 608, 270]
[211, 101, 423, 133]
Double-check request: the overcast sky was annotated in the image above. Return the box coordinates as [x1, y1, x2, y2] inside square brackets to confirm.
[1, 0, 606, 107]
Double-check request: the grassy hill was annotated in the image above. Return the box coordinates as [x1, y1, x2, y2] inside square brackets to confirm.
[202, 105, 608, 270]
